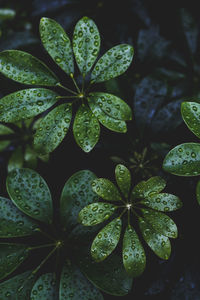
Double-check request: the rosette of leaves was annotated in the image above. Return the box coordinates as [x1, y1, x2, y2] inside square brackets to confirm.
[78, 164, 182, 277]
[0, 16, 133, 154]
[0, 167, 132, 299]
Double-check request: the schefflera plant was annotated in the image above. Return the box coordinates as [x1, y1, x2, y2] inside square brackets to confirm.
[78, 164, 182, 277]
[0, 168, 132, 299]
[0, 16, 133, 154]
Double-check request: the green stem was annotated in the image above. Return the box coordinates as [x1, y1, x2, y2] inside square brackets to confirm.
[56, 95, 78, 99]
[70, 73, 80, 93]
[32, 245, 58, 275]
[56, 83, 77, 95]
[128, 209, 130, 225]
[119, 208, 127, 219]
[81, 74, 85, 93]
[28, 243, 56, 251]
[35, 228, 55, 241]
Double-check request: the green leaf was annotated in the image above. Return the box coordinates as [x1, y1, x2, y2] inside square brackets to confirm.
[92, 178, 122, 202]
[0, 196, 38, 237]
[0, 124, 13, 151]
[88, 92, 132, 121]
[34, 103, 72, 155]
[24, 145, 37, 169]
[40, 17, 74, 75]
[30, 273, 56, 299]
[73, 16, 100, 75]
[141, 208, 178, 238]
[163, 143, 200, 176]
[141, 193, 182, 212]
[91, 44, 134, 83]
[8, 146, 24, 173]
[60, 170, 98, 229]
[73, 104, 100, 152]
[0, 88, 58, 122]
[139, 218, 171, 260]
[59, 260, 103, 300]
[78, 202, 117, 226]
[91, 217, 122, 262]
[196, 180, 200, 205]
[6, 168, 53, 224]
[122, 225, 146, 277]
[0, 50, 58, 86]
[181, 101, 200, 138]
[0, 243, 29, 280]
[115, 164, 131, 198]
[88, 96, 127, 132]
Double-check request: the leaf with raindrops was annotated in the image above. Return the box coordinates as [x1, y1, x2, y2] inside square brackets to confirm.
[30, 273, 57, 299]
[181, 101, 200, 139]
[115, 164, 131, 198]
[141, 193, 182, 212]
[0, 124, 14, 151]
[91, 178, 122, 202]
[7, 146, 24, 173]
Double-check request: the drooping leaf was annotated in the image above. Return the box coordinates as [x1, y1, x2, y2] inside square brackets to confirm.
[0, 196, 38, 237]
[8, 146, 24, 173]
[73, 16, 100, 75]
[24, 145, 37, 169]
[59, 260, 103, 300]
[163, 143, 200, 176]
[6, 168, 53, 224]
[91, 44, 134, 83]
[181, 101, 200, 139]
[196, 180, 200, 205]
[40, 17, 74, 75]
[0, 88, 58, 122]
[30, 273, 56, 299]
[91, 218, 122, 262]
[78, 202, 117, 226]
[88, 92, 132, 121]
[122, 225, 146, 277]
[0, 124, 13, 151]
[115, 164, 131, 198]
[73, 104, 100, 152]
[139, 218, 171, 260]
[0, 243, 29, 280]
[92, 178, 122, 202]
[34, 103, 72, 155]
[60, 170, 98, 229]
[0, 50, 58, 86]
[141, 193, 182, 212]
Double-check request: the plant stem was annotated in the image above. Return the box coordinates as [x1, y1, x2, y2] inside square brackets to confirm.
[35, 228, 55, 241]
[128, 209, 130, 225]
[119, 208, 127, 219]
[56, 95, 78, 99]
[81, 74, 85, 93]
[70, 73, 80, 93]
[32, 245, 58, 275]
[56, 83, 77, 95]
[28, 243, 56, 251]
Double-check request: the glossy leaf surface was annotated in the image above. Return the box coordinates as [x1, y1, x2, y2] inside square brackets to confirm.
[30, 273, 56, 299]
[92, 178, 122, 202]
[181, 101, 200, 138]
[141, 193, 182, 212]
[115, 164, 131, 198]
[132, 176, 166, 200]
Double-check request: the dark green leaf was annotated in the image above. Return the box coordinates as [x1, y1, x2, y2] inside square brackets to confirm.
[91, 44, 134, 83]
[40, 17, 74, 75]
[24, 145, 37, 169]
[0, 88, 58, 122]
[122, 225, 146, 277]
[73, 16, 100, 75]
[115, 164, 131, 198]
[92, 178, 122, 202]
[0, 50, 58, 86]
[73, 104, 100, 152]
[181, 102, 200, 139]
[91, 217, 122, 262]
[0, 124, 13, 151]
[34, 103, 72, 155]
[141, 193, 182, 212]
[78, 202, 117, 226]
[132, 176, 166, 200]
[6, 168, 53, 224]
[163, 143, 200, 176]
[8, 146, 24, 173]
[30, 273, 56, 299]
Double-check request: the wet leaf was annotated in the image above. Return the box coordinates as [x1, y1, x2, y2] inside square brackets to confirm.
[141, 193, 182, 212]
[91, 44, 134, 83]
[40, 17, 74, 75]
[92, 178, 122, 202]
[91, 218, 122, 262]
[78, 202, 117, 226]
[163, 143, 200, 176]
[0, 88, 58, 122]
[73, 16, 100, 75]
[132, 177, 166, 200]
[8, 147, 24, 173]
[6, 168, 53, 224]
[34, 103, 72, 155]
[115, 164, 131, 198]
[73, 104, 100, 152]
[181, 102, 200, 139]
[30, 273, 56, 299]
[122, 225, 146, 277]
[0, 50, 58, 86]
[196, 180, 200, 205]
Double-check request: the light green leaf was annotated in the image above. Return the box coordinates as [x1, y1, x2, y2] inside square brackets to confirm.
[181, 101, 200, 138]
[24, 145, 37, 169]
[122, 225, 146, 277]
[60, 170, 98, 229]
[31, 273, 56, 299]
[91, 44, 134, 83]
[115, 164, 131, 198]
[59, 260, 103, 300]
[6, 168, 53, 224]
[0, 50, 58, 86]
[139, 218, 171, 260]
[196, 180, 200, 205]
[92, 178, 122, 202]
[91, 217, 122, 262]
[73, 104, 100, 152]
[141, 193, 182, 212]
[8, 146, 24, 173]
[78, 202, 117, 226]
[0, 243, 29, 280]
[88, 92, 132, 121]
[0, 88, 58, 122]
[73, 16, 100, 75]
[34, 103, 72, 155]
[40, 17, 74, 75]
[163, 143, 200, 176]
[0, 196, 38, 237]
